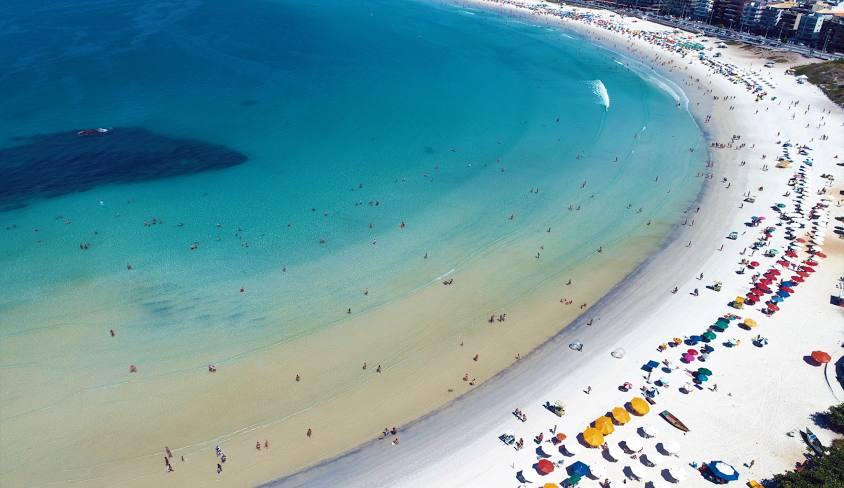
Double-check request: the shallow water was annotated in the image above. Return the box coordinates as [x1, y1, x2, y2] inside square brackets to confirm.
[0, 0, 706, 483]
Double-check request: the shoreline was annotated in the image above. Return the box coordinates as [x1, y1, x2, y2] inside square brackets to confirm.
[267, 1, 843, 487]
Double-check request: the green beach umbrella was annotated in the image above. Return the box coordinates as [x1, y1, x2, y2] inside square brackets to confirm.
[702, 331, 716, 341]
[712, 323, 728, 332]
[697, 367, 713, 376]
[716, 317, 730, 325]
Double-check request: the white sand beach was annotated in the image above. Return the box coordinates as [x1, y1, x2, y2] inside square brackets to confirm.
[265, 1, 844, 487]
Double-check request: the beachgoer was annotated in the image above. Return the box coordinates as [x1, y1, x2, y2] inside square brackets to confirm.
[307, 428, 312, 438]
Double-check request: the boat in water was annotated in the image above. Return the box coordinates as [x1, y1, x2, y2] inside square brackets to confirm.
[77, 128, 111, 136]
[801, 428, 825, 456]
[660, 410, 690, 432]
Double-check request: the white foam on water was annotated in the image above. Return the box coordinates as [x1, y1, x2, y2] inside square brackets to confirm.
[591, 79, 610, 110]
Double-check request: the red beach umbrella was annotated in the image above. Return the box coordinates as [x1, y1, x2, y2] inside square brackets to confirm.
[750, 261, 760, 267]
[768, 269, 781, 276]
[687, 349, 699, 356]
[797, 271, 809, 277]
[800, 266, 815, 273]
[791, 275, 804, 283]
[785, 250, 798, 258]
[536, 459, 555, 475]
[815, 252, 827, 258]
[804, 260, 818, 266]
[767, 303, 780, 311]
[781, 287, 794, 293]
[777, 260, 790, 267]
[811, 351, 831, 364]
[796, 238, 806, 243]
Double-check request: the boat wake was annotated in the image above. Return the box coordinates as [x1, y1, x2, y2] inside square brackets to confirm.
[591, 80, 610, 111]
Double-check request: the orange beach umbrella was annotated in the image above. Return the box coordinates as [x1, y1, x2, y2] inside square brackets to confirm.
[811, 350, 831, 364]
[583, 427, 605, 447]
[611, 406, 631, 424]
[630, 397, 650, 416]
[594, 416, 615, 435]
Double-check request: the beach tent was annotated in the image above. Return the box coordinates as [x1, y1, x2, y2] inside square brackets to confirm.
[595, 416, 615, 435]
[612, 406, 631, 424]
[536, 459, 555, 475]
[568, 461, 590, 477]
[630, 397, 650, 416]
[707, 461, 739, 482]
[583, 428, 604, 447]
[811, 350, 831, 364]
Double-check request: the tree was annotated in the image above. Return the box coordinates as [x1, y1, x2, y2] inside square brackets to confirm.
[826, 403, 844, 434]
[769, 439, 844, 487]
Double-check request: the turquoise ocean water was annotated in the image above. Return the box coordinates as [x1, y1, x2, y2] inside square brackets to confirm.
[0, 0, 706, 479]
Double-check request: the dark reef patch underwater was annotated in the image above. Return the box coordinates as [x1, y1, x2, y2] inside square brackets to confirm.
[0, 128, 247, 211]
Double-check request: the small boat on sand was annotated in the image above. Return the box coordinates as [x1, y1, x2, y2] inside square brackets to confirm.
[660, 410, 689, 432]
[801, 428, 825, 456]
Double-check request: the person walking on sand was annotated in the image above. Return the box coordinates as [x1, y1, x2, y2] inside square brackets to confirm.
[584, 385, 592, 394]
[307, 428, 312, 438]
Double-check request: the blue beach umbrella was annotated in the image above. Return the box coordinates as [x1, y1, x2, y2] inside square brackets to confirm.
[777, 290, 791, 298]
[771, 296, 783, 303]
[568, 461, 591, 477]
[781, 280, 795, 287]
[708, 461, 739, 482]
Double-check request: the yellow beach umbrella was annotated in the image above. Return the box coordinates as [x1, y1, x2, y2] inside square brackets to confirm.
[594, 416, 615, 435]
[630, 396, 650, 416]
[543, 484, 560, 488]
[611, 406, 631, 424]
[744, 318, 758, 328]
[583, 427, 604, 447]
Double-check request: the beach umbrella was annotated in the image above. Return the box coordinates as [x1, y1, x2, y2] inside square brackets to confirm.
[583, 427, 604, 447]
[588, 462, 605, 479]
[555, 432, 567, 442]
[666, 465, 686, 482]
[712, 322, 728, 332]
[800, 266, 815, 273]
[785, 250, 798, 258]
[781, 280, 795, 287]
[707, 461, 739, 482]
[543, 484, 559, 488]
[811, 351, 831, 364]
[643, 450, 661, 467]
[623, 437, 643, 452]
[688, 335, 702, 344]
[781, 286, 794, 293]
[749, 261, 760, 268]
[536, 459, 555, 475]
[797, 270, 809, 277]
[744, 318, 758, 328]
[630, 397, 650, 416]
[681, 353, 695, 363]
[791, 275, 804, 283]
[804, 260, 818, 266]
[661, 441, 679, 455]
[702, 331, 716, 342]
[612, 406, 631, 424]
[796, 238, 806, 243]
[777, 260, 790, 267]
[641, 424, 659, 438]
[697, 367, 713, 376]
[771, 296, 783, 303]
[768, 268, 781, 275]
[595, 416, 615, 435]
[815, 252, 827, 258]
[687, 349, 699, 356]
[568, 461, 591, 477]
[777, 290, 790, 298]
[767, 303, 780, 312]
[696, 374, 709, 383]
[611, 348, 626, 359]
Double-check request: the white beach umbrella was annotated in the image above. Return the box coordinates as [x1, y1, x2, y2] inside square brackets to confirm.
[611, 348, 626, 358]
[624, 437, 643, 452]
[604, 443, 620, 461]
[642, 450, 661, 467]
[588, 462, 606, 479]
[641, 424, 659, 438]
[626, 463, 643, 480]
[667, 465, 686, 481]
[659, 441, 679, 455]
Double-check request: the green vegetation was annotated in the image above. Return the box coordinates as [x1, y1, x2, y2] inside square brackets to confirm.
[770, 439, 844, 487]
[767, 403, 844, 487]
[827, 403, 844, 434]
[794, 59, 844, 107]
